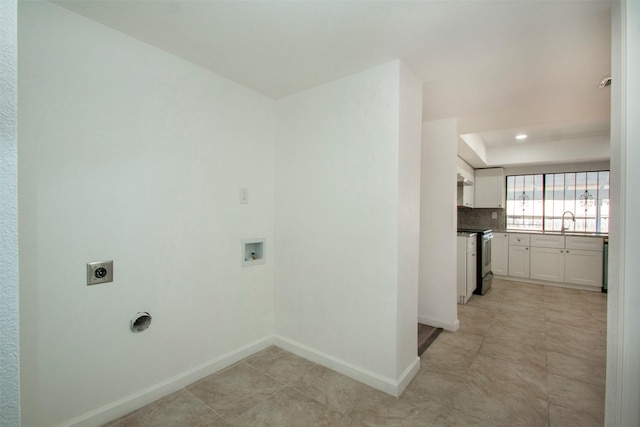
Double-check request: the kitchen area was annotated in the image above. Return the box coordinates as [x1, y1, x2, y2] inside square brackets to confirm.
[437, 156, 610, 425]
[455, 158, 608, 305]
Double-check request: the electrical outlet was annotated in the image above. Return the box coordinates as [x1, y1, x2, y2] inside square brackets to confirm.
[87, 260, 113, 285]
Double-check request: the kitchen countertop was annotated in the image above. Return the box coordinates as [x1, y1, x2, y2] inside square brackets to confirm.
[457, 231, 478, 237]
[493, 229, 609, 237]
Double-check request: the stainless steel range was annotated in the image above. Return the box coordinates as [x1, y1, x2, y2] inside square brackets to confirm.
[458, 228, 493, 295]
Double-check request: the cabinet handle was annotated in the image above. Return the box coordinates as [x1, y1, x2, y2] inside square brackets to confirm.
[525, 247, 528, 250]
[566, 250, 570, 253]
[560, 250, 563, 253]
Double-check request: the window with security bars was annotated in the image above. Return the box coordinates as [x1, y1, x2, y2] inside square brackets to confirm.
[506, 174, 544, 231]
[506, 171, 609, 233]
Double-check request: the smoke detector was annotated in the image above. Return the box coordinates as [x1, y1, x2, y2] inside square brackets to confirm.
[598, 77, 612, 88]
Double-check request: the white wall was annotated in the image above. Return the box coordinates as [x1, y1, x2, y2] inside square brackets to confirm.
[459, 133, 609, 169]
[419, 119, 459, 331]
[274, 61, 422, 393]
[18, 3, 275, 426]
[503, 160, 610, 176]
[619, 2, 640, 422]
[488, 134, 610, 167]
[0, 1, 20, 426]
[607, 1, 640, 425]
[395, 63, 423, 381]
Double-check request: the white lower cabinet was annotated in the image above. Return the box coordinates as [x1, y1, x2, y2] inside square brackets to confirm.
[491, 233, 509, 276]
[564, 249, 603, 288]
[505, 233, 604, 289]
[530, 247, 564, 282]
[508, 245, 530, 278]
[457, 235, 477, 304]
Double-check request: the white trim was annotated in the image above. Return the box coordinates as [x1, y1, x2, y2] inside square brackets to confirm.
[273, 335, 417, 397]
[417, 315, 459, 332]
[59, 336, 273, 427]
[606, 1, 625, 425]
[396, 356, 421, 396]
[492, 275, 603, 293]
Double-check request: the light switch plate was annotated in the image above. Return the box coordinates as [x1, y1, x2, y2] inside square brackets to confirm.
[239, 187, 249, 204]
[492, 212, 498, 219]
[87, 260, 113, 285]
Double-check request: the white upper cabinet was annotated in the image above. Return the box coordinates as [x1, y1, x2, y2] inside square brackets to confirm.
[457, 183, 474, 208]
[474, 168, 505, 208]
[456, 158, 474, 208]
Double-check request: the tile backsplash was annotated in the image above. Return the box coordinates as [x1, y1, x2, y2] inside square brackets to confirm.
[458, 207, 506, 231]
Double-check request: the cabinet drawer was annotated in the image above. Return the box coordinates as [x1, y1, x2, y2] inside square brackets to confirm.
[467, 237, 477, 251]
[565, 236, 604, 252]
[530, 234, 565, 249]
[509, 233, 530, 246]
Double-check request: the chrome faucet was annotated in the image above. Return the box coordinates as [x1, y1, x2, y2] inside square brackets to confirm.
[562, 211, 575, 233]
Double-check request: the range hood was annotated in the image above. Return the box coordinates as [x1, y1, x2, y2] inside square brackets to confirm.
[457, 173, 473, 186]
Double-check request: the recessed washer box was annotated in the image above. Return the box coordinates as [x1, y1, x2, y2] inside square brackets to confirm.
[242, 238, 265, 267]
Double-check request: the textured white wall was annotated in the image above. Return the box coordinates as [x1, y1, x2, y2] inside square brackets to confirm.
[419, 119, 459, 331]
[0, 1, 20, 426]
[274, 61, 420, 386]
[18, 3, 275, 426]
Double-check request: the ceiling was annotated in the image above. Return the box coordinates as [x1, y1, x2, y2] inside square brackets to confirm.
[52, 0, 613, 168]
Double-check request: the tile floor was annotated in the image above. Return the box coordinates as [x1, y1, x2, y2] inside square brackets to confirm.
[105, 278, 607, 427]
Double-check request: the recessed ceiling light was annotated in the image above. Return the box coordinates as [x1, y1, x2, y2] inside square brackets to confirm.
[516, 134, 527, 140]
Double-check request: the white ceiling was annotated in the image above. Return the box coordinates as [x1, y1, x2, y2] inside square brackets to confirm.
[52, 0, 613, 168]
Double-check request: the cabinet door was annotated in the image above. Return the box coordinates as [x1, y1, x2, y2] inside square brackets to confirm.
[474, 168, 505, 208]
[530, 247, 564, 282]
[491, 233, 509, 276]
[467, 251, 477, 295]
[457, 238, 467, 300]
[508, 245, 530, 278]
[462, 184, 474, 208]
[564, 249, 603, 288]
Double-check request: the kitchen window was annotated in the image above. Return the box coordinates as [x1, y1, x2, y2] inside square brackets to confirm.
[506, 171, 609, 233]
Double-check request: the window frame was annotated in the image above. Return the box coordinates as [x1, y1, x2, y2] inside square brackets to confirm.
[505, 170, 609, 234]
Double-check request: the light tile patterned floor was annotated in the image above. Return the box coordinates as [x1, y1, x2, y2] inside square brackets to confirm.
[105, 278, 606, 426]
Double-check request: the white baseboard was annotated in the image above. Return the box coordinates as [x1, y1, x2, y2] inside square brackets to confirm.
[273, 335, 418, 397]
[494, 275, 602, 292]
[60, 334, 422, 426]
[396, 356, 421, 396]
[417, 315, 459, 332]
[60, 336, 273, 427]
